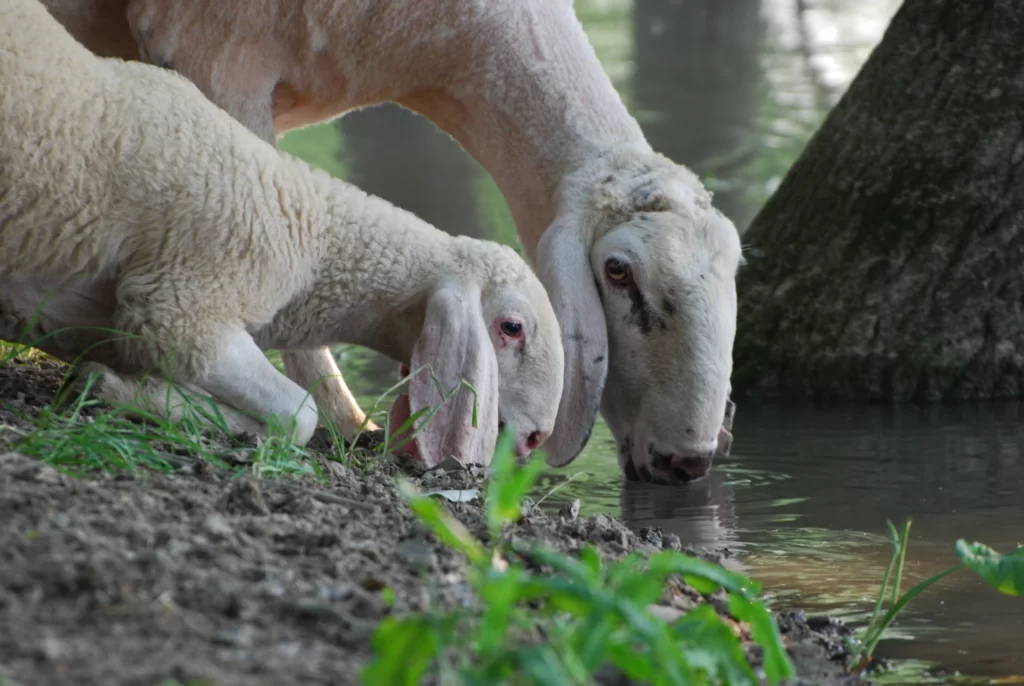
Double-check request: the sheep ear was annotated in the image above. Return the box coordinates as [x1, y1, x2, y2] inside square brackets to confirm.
[535, 217, 608, 467]
[405, 284, 499, 468]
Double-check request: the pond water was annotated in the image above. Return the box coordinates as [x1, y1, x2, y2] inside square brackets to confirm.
[278, 0, 1022, 682]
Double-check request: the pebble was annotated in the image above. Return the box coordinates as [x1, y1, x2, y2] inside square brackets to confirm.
[214, 625, 254, 648]
[203, 514, 235, 539]
[558, 499, 581, 521]
[397, 538, 438, 572]
[639, 526, 663, 548]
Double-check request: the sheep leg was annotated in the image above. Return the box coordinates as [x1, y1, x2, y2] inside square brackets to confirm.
[194, 330, 320, 446]
[126, 19, 378, 442]
[112, 287, 320, 445]
[279, 349, 381, 438]
[78, 363, 269, 437]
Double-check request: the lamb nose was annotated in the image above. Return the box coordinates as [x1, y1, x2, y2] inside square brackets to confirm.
[526, 431, 548, 450]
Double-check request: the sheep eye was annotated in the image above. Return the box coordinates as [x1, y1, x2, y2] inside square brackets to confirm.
[500, 321, 523, 338]
[605, 258, 632, 287]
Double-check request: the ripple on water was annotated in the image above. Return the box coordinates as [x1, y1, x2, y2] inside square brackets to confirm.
[532, 404, 1024, 683]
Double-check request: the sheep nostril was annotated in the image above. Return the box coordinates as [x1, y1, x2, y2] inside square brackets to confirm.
[526, 431, 547, 450]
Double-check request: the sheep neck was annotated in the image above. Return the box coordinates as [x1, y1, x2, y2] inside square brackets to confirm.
[284, 0, 650, 260]
[259, 176, 451, 363]
[392, 1, 651, 258]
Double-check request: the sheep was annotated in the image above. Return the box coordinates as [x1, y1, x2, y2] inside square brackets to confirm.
[38, 0, 744, 483]
[0, 0, 565, 467]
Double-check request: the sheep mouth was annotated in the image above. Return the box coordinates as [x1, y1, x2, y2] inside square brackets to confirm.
[621, 396, 735, 486]
[624, 453, 711, 485]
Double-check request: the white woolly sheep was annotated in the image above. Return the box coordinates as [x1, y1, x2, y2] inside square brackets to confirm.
[0, 0, 565, 467]
[39, 0, 743, 483]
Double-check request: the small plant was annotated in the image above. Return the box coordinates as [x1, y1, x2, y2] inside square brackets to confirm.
[362, 432, 797, 686]
[850, 518, 1024, 673]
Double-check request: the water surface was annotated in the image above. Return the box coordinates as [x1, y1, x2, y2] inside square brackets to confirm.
[541, 404, 1024, 683]
[278, 1, 1022, 681]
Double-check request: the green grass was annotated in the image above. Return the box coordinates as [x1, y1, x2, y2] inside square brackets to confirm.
[363, 433, 798, 686]
[0, 325, 496, 484]
[1, 333, 374, 479]
[849, 519, 1024, 674]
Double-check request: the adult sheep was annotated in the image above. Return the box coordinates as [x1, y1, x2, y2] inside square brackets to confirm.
[40, 0, 744, 483]
[0, 0, 565, 467]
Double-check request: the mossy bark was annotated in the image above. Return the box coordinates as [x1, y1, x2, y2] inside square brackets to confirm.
[733, 0, 1024, 402]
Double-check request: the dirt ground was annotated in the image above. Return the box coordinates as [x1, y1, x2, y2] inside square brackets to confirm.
[0, 360, 866, 686]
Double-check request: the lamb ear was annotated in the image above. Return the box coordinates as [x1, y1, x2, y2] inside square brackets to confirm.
[406, 284, 500, 468]
[535, 218, 608, 467]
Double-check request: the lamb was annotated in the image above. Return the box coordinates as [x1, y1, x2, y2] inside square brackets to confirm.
[39, 0, 744, 483]
[0, 0, 565, 467]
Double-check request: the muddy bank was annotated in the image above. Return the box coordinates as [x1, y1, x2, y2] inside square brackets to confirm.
[0, 360, 865, 685]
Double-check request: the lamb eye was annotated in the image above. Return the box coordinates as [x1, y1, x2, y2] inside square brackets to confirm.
[500, 321, 523, 337]
[605, 258, 631, 287]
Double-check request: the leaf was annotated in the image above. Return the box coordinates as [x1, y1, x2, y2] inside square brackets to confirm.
[425, 488, 481, 503]
[476, 566, 526, 657]
[527, 575, 602, 616]
[513, 644, 580, 686]
[646, 551, 761, 597]
[674, 605, 758, 686]
[360, 616, 441, 686]
[864, 520, 904, 641]
[727, 595, 795, 684]
[858, 562, 964, 660]
[611, 599, 692, 685]
[572, 612, 618, 672]
[890, 520, 912, 604]
[485, 437, 547, 536]
[398, 479, 485, 565]
[605, 638, 655, 682]
[956, 540, 1024, 596]
[609, 565, 674, 608]
[579, 546, 602, 577]
[514, 544, 600, 584]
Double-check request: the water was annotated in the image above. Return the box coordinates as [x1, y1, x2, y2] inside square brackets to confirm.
[277, 1, 1023, 681]
[545, 405, 1024, 682]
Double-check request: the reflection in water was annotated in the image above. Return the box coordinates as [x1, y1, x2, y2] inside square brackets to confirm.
[278, 2, 1023, 682]
[632, 0, 765, 229]
[541, 404, 1024, 680]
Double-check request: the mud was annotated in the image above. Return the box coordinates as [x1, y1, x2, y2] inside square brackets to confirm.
[0, 359, 866, 686]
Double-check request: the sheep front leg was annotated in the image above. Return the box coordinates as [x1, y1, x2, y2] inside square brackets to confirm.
[199, 331, 321, 446]
[112, 312, 319, 446]
[80, 363, 270, 438]
[280, 350, 381, 439]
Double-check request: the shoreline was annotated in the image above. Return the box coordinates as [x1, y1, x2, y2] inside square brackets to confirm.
[0, 358, 867, 685]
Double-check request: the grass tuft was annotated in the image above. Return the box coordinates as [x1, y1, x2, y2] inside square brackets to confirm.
[850, 519, 1024, 674]
[362, 436, 798, 686]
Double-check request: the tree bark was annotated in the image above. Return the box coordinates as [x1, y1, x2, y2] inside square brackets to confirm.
[733, 0, 1024, 403]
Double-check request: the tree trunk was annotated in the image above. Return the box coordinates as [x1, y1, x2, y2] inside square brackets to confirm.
[733, 0, 1024, 403]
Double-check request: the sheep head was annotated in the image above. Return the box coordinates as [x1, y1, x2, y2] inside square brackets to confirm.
[389, 242, 564, 468]
[538, 152, 742, 484]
